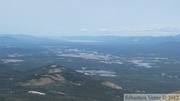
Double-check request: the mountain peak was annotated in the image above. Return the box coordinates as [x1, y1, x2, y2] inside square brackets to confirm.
[1, 64, 124, 101]
[22, 65, 67, 86]
[48, 65, 65, 73]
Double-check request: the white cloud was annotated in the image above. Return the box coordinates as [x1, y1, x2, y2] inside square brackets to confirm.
[98, 29, 108, 32]
[154, 27, 180, 32]
[117, 27, 180, 36]
[78, 27, 180, 36]
[80, 28, 89, 32]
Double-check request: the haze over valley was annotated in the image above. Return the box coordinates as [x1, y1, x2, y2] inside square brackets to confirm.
[0, 34, 180, 100]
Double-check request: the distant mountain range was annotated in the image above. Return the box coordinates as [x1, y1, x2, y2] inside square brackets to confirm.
[0, 34, 180, 56]
[0, 34, 180, 44]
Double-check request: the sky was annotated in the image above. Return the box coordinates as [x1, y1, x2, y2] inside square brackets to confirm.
[0, 0, 180, 36]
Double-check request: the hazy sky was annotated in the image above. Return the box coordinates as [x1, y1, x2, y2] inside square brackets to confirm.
[0, 0, 180, 36]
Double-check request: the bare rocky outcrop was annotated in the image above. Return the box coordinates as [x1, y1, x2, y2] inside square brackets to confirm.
[48, 65, 62, 73]
[22, 65, 66, 86]
[102, 81, 122, 90]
